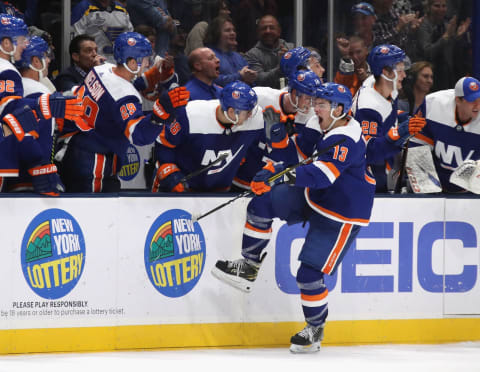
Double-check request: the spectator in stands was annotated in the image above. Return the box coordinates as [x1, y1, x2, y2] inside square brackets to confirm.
[230, 0, 278, 52]
[351, 2, 376, 50]
[334, 36, 371, 96]
[54, 35, 104, 93]
[185, 47, 222, 101]
[0, 1, 23, 19]
[126, 0, 175, 56]
[244, 15, 293, 89]
[135, 24, 157, 52]
[184, 0, 231, 56]
[204, 16, 257, 87]
[398, 61, 433, 115]
[305, 47, 325, 81]
[416, 0, 471, 91]
[168, 20, 190, 86]
[371, 0, 422, 60]
[71, 0, 134, 63]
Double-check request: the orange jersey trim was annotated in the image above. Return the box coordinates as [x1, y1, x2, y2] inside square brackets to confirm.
[323, 223, 353, 275]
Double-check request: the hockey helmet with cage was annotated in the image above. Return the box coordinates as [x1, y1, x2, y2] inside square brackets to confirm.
[280, 46, 311, 77]
[220, 81, 257, 112]
[288, 70, 322, 97]
[315, 82, 353, 115]
[17, 35, 49, 69]
[0, 14, 27, 42]
[368, 44, 406, 76]
[113, 31, 152, 66]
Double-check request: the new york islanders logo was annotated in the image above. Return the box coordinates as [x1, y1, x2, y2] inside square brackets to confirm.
[297, 73, 305, 82]
[337, 85, 346, 93]
[144, 209, 206, 297]
[380, 46, 390, 54]
[284, 51, 292, 60]
[232, 90, 241, 99]
[127, 37, 136, 46]
[469, 81, 479, 91]
[21, 209, 86, 299]
[1, 17, 11, 25]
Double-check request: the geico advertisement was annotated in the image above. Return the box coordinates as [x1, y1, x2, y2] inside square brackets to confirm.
[0, 197, 478, 329]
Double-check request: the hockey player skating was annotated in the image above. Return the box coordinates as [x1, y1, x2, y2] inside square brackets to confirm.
[410, 76, 480, 193]
[0, 14, 84, 195]
[152, 80, 264, 192]
[58, 31, 174, 192]
[352, 44, 426, 192]
[212, 83, 375, 353]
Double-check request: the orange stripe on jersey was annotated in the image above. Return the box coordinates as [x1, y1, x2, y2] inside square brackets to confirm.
[124, 116, 144, 140]
[306, 189, 370, 225]
[271, 134, 289, 149]
[158, 126, 175, 148]
[300, 290, 329, 302]
[0, 169, 19, 176]
[245, 222, 272, 234]
[292, 134, 308, 161]
[323, 224, 352, 275]
[233, 176, 250, 186]
[365, 172, 376, 185]
[415, 132, 434, 146]
[0, 95, 21, 108]
[93, 154, 105, 192]
[319, 161, 340, 179]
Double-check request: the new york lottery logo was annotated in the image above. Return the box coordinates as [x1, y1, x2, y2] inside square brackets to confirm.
[144, 209, 206, 297]
[21, 209, 86, 299]
[118, 144, 140, 181]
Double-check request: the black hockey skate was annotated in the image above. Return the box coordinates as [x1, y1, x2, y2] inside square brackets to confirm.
[211, 254, 266, 293]
[289, 324, 324, 353]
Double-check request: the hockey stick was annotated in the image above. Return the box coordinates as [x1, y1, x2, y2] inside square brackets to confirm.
[192, 138, 346, 222]
[394, 138, 410, 193]
[180, 153, 228, 183]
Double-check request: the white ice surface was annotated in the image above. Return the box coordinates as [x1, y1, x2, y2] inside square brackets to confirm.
[1, 342, 480, 372]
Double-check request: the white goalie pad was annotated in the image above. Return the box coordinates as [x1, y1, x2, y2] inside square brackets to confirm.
[450, 160, 480, 194]
[405, 146, 442, 193]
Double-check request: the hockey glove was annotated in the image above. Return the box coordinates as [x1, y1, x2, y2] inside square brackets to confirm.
[386, 116, 426, 146]
[250, 161, 285, 195]
[2, 105, 39, 141]
[167, 86, 190, 108]
[37, 92, 84, 121]
[141, 55, 175, 91]
[263, 106, 291, 149]
[28, 163, 65, 196]
[152, 163, 188, 192]
[152, 99, 170, 124]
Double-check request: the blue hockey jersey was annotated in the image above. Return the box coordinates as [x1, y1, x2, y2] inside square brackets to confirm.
[62, 63, 164, 166]
[411, 89, 480, 192]
[155, 99, 264, 191]
[353, 76, 403, 191]
[295, 116, 375, 226]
